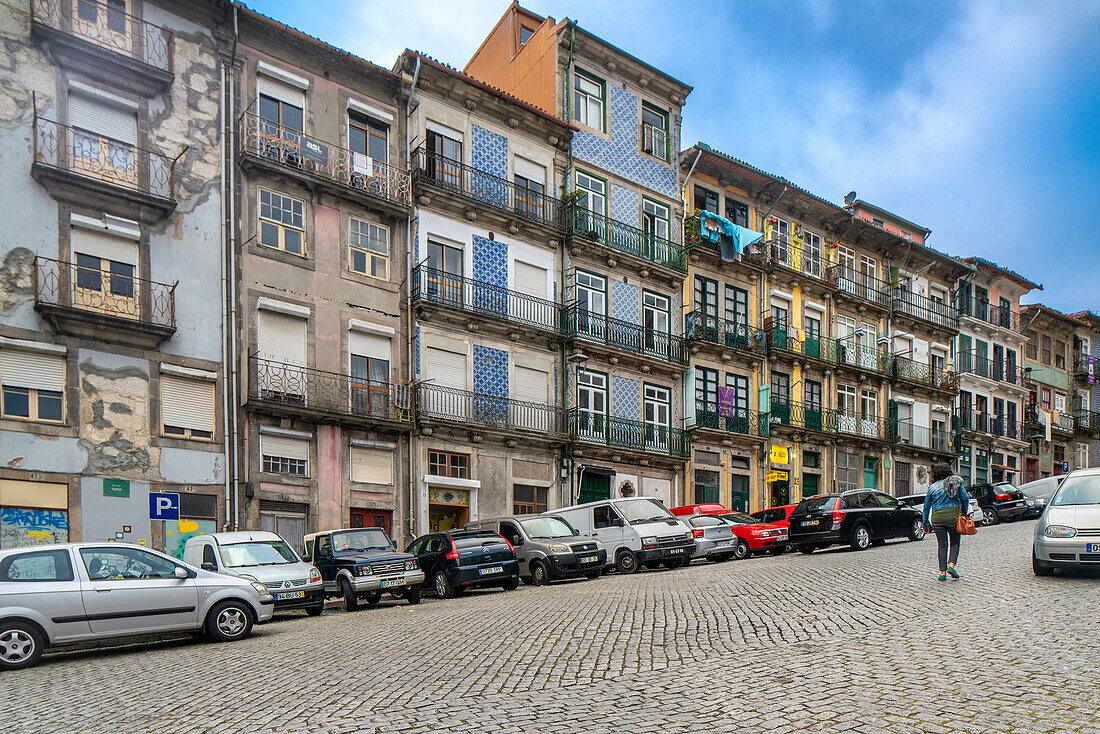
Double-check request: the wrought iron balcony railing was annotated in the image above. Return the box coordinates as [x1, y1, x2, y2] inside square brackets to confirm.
[31, 0, 173, 72]
[693, 401, 769, 438]
[834, 411, 896, 442]
[1073, 351, 1095, 376]
[568, 409, 690, 458]
[956, 297, 1022, 333]
[251, 355, 411, 424]
[640, 122, 670, 162]
[34, 256, 175, 328]
[829, 265, 891, 309]
[1074, 408, 1100, 433]
[895, 422, 954, 453]
[563, 304, 688, 366]
[412, 147, 560, 227]
[892, 287, 959, 331]
[566, 203, 687, 273]
[683, 311, 767, 354]
[768, 399, 839, 434]
[239, 112, 411, 207]
[411, 265, 561, 334]
[955, 351, 1025, 386]
[1024, 404, 1076, 433]
[956, 409, 1025, 441]
[770, 326, 888, 374]
[418, 383, 566, 436]
[892, 354, 959, 392]
[763, 237, 830, 280]
[33, 116, 175, 200]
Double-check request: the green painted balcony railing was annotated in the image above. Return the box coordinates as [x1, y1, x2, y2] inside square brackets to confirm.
[769, 326, 889, 375]
[563, 303, 688, 366]
[566, 203, 687, 273]
[568, 409, 690, 458]
[683, 311, 767, 354]
[693, 401, 769, 437]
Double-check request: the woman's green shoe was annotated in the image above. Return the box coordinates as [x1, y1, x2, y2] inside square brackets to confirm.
[947, 566, 960, 579]
[938, 574, 947, 581]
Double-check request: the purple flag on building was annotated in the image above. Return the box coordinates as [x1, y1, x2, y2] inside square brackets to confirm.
[718, 386, 736, 417]
[1088, 355, 1095, 385]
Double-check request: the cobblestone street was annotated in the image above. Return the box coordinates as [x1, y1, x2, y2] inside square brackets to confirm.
[3, 519, 1097, 734]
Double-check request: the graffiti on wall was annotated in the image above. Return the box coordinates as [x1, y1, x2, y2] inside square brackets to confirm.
[0, 507, 69, 549]
[164, 518, 216, 560]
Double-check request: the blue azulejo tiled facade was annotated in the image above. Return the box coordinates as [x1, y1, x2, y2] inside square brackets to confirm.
[473, 345, 509, 398]
[611, 280, 639, 323]
[472, 234, 507, 287]
[612, 376, 640, 421]
[471, 125, 508, 178]
[610, 183, 639, 227]
[572, 84, 677, 201]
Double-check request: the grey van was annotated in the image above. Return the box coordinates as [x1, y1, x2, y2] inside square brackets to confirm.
[467, 515, 607, 585]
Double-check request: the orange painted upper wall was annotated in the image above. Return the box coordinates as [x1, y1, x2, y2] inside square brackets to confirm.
[464, 3, 560, 116]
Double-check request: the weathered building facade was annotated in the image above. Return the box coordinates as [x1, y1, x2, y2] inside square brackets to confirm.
[1071, 311, 1100, 470]
[1022, 305, 1082, 482]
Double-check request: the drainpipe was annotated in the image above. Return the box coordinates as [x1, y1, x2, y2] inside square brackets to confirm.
[219, 60, 231, 531]
[227, 3, 242, 529]
[405, 56, 420, 540]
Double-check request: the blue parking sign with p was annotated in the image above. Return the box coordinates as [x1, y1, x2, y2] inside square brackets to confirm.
[149, 492, 180, 520]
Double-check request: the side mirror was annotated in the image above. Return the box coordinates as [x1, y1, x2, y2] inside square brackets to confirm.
[174, 566, 191, 579]
[573, 528, 580, 536]
[391, 542, 397, 552]
[200, 562, 216, 572]
[612, 517, 624, 527]
[513, 536, 524, 546]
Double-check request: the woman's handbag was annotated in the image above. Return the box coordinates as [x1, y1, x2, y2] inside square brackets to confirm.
[956, 497, 977, 535]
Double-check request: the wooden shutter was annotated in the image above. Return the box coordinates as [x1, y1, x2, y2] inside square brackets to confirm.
[260, 434, 309, 461]
[513, 261, 547, 300]
[425, 347, 466, 390]
[349, 330, 389, 361]
[69, 95, 136, 144]
[514, 365, 548, 403]
[257, 74, 305, 110]
[161, 375, 215, 432]
[258, 311, 306, 365]
[0, 350, 65, 392]
[71, 227, 138, 264]
[350, 447, 393, 484]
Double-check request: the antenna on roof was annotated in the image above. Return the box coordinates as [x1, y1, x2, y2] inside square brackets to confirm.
[844, 191, 857, 206]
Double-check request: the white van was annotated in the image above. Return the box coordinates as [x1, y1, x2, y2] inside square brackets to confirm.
[545, 497, 693, 574]
[1016, 475, 1063, 518]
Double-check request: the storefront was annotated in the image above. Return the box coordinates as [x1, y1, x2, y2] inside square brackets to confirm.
[0, 479, 69, 549]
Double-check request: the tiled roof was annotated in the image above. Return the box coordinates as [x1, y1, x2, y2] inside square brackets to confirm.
[1020, 303, 1087, 327]
[961, 256, 1042, 291]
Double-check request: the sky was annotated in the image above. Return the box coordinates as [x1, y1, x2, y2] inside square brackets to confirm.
[247, 0, 1100, 312]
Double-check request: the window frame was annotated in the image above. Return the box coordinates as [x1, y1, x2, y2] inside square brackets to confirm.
[573, 68, 606, 133]
[641, 197, 670, 241]
[428, 450, 469, 479]
[258, 188, 306, 257]
[347, 111, 388, 164]
[574, 169, 607, 217]
[1, 385, 64, 424]
[348, 216, 389, 281]
[640, 101, 669, 161]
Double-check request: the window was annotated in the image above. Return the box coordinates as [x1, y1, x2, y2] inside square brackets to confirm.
[348, 218, 388, 279]
[1041, 334, 1052, 365]
[694, 276, 718, 317]
[725, 199, 749, 228]
[576, 270, 607, 317]
[644, 384, 671, 450]
[513, 484, 547, 514]
[1076, 443, 1088, 469]
[694, 186, 718, 214]
[696, 367, 718, 412]
[643, 291, 670, 356]
[78, 0, 127, 34]
[576, 370, 608, 439]
[861, 389, 877, 419]
[349, 332, 389, 417]
[425, 128, 462, 188]
[514, 164, 545, 219]
[805, 380, 822, 409]
[428, 451, 468, 479]
[68, 93, 137, 181]
[1025, 330, 1038, 360]
[803, 451, 821, 468]
[258, 89, 303, 133]
[1054, 393, 1066, 412]
[518, 25, 534, 48]
[837, 384, 857, 413]
[1041, 388, 1051, 409]
[348, 112, 387, 163]
[0, 549, 74, 582]
[725, 285, 749, 325]
[642, 198, 670, 241]
[80, 547, 177, 580]
[0, 349, 65, 423]
[771, 303, 788, 329]
[350, 447, 392, 484]
[1055, 340, 1066, 370]
[640, 102, 669, 161]
[800, 231, 822, 277]
[161, 374, 215, 440]
[259, 189, 304, 256]
[871, 218, 884, 228]
[771, 372, 790, 403]
[836, 451, 860, 492]
[260, 433, 309, 476]
[805, 313, 821, 342]
[574, 170, 606, 216]
[694, 470, 720, 504]
[573, 69, 605, 131]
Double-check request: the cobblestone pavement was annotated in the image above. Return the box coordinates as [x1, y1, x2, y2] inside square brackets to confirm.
[4, 519, 1098, 734]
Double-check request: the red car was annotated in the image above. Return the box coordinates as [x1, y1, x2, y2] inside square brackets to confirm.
[671, 504, 789, 559]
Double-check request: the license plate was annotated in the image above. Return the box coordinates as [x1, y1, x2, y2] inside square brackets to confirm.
[777, 534, 788, 541]
[580, 555, 599, 564]
[717, 540, 734, 547]
[668, 547, 684, 554]
[800, 520, 816, 527]
[1088, 544, 1100, 553]
[478, 565, 504, 575]
[274, 590, 304, 600]
[379, 578, 405, 589]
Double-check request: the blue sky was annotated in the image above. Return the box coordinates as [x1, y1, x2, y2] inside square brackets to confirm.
[248, 0, 1100, 312]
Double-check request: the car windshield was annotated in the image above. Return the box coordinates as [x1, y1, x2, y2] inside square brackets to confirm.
[753, 509, 783, 523]
[720, 512, 759, 525]
[690, 516, 724, 527]
[330, 529, 392, 553]
[796, 496, 838, 513]
[616, 498, 674, 525]
[519, 517, 576, 539]
[220, 540, 298, 568]
[1050, 475, 1100, 506]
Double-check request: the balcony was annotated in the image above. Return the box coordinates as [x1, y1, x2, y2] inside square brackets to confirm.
[248, 355, 413, 430]
[891, 355, 959, 395]
[1024, 404, 1074, 436]
[563, 304, 688, 370]
[34, 256, 175, 348]
[1074, 408, 1100, 437]
[32, 116, 176, 223]
[895, 422, 956, 457]
[411, 265, 561, 340]
[768, 400, 839, 436]
[682, 213, 765, 270]
[30, 0, 173, 96]
[769, 326, 889, 378]
[418, 384, 566, 443]
[568, 409, 690, 460]
[955, 351, 1026, 387]
[692, 402, 769, 439]
[761, 238, 834, 290]
[683, 312, 766, 360]
[566, 203, 687, 276]
[892, 287, 959, 334]
[831, 266, 891, 311]
[1073, 351, 1095, 381]
[238, 113, 411, 213]
[957, 409, 1026, 443]
[957, 297, 1023, 334]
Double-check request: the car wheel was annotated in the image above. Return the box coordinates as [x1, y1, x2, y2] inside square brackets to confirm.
[305, 602, 324, 617]
[530, 559, 550, 586]
[982, 507, 999, 526]
[0, 620, 44, 671]
[406, 585, 422, 604]
[1032, 550, 1054, 577]
[205, 600, 254, 642]
[850, 525, 872, 551]
[364, 591, 382, 606]
[908, 519, 925, 541]
[433, 570, 454, 599]
[501, 576, 520, 591]
[615, 549, 638, 574]
[769, 547, 785, 556]
[798, 545, 816, 555]
[584, 569, 603, 580]
[732, 540, 750, 560]
[340, 579, 359, 612]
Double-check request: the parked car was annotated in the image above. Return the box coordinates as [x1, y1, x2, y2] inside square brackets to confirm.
[678, 514, 738, 562]
[750, 504, 798, 552]
[0, 542, 273, 670]
[788, 489, 924, 553]
[671, 504, 788, 558]
[405, 530, 519, 599]
[1033, 468, 1100, 576]
[303, 527, 425, 611]
[183, 531, 324, 616]
[898, 493, 982, 524]
[1017, 476, 1063, 519]
[467, 515, 606, 585]
[968, 482, 1028, 525]
[549, 497, 693, 574]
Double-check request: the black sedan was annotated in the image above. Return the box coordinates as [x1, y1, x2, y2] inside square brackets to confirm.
[968, 482, 1029, 526]
[406, 530, 519, 599]
[788, 489, 925, 553]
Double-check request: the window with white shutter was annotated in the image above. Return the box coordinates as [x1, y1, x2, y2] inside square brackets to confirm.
[513, 364, 550, 432]
[161, 375, 215, 440]
[513, 261, 547, 300]
[349, 446, 393, 484]
[514, 365, 548, 403]
[0, 349, 65, 423]
[260, 433, 309, 476]
[425, 347, 467, 390]
[257, 309, 307, 404]
[68, 94, 137, 184]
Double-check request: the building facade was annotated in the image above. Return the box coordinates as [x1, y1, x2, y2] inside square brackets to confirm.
[1021, 305, 1083, 482]
[1071, 311, 1100, 470]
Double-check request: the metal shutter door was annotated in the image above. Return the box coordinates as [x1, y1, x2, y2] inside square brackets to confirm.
[259, 434, 309, 461]
[514, 365, 548, 403]
[258, 311, 306, 365]
[425, 347, 467, 390]
[348, 331, 389, 361]
[161, 375, 215, 433]
[350, 447, 392, 484]
[257, 74, 305, 110]
[513, 261, 547, 300]
[69, 95, 136, 144]
[71, 227, 138, 264]
[0, 350, 65, 392]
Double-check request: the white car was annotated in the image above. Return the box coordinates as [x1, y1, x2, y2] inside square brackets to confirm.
[0, 542, 274, 670]
[1033, 468, 1100, 576]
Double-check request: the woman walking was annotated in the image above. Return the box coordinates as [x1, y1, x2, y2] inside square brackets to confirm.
[922, 463, 969, 581]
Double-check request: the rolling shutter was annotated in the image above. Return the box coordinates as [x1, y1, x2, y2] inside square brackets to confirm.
[425, 347, 466, 390]
[258, 310, 306, 365]
[514, 365, 548, 403]
[257, 74, 305, 110]
[161, 375, 215, 433]
[259, 434, 309, 461]
[349, 330, 389, 361]
[0, 350, 65, 392]
[69, 94, 136, 145]
[71, 227, 138, 264]
[513, 157, 546, 184]
[513, 261, 547, 300]
[350, 447, 393, 484]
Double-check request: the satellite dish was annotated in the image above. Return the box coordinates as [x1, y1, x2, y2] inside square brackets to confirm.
[844, 191, 857, 206]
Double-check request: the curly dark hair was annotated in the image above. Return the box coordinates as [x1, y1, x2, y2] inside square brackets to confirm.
[931, 463, 953, 482]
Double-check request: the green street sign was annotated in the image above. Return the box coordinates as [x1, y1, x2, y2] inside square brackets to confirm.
[103, 478, 130, 498]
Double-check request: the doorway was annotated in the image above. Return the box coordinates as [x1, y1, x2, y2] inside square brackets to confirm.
[578, 470, 611, 504]
[350, 508, 391, 536]
[863, 457, 877, 489]
[770, 480, 790, 508]
[427, 488, 469, 532]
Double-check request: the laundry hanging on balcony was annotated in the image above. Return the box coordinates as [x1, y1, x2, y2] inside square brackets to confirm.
[697, 211, 763, 262]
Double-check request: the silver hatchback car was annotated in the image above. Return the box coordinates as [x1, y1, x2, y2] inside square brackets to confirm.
[0, 542, 275, 670]
[1033, 468, 1100, 576]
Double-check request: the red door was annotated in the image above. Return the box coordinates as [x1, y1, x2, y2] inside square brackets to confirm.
[350, 509, 391, 535]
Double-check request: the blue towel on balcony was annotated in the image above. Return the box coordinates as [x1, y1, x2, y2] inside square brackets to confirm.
[697, 211, 724, 244]
[698, 212, 764, 261]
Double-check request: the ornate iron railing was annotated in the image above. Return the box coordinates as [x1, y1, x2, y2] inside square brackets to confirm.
[683, 311, 767, 354]
[1073, 351, 1095, 376]
[1025, 403, 1076, 434]
[957, 408, 1025, 440]
[411, 265, 561, 334]
[31, 0, 173, 72]
[892, 355, 959, 391]
[418, 383, 565, 436]
[768, 399, 839, 434]
[829, 265, 891, 309]
[693, 401, 769, 437]
[33, 116, 174, 199]
[239, 112, 411, 207]
[566, 202, 687, 273]
[563, 303, 688, 366]
[762, 236, 829, 280]
[956, 297, 1022, 333]
[640, 122, 670, 162]
[770, 326, 888, 374]
[568, 409, 690, 458]
[251, 355, 412, 423]
[955, 351, 1025, 386]
[1073, 408, 1100, 433]
[34, 256, 175, 328]
[834, 411, 895, 442]
[896, 422, 954, 453]
[892, 287, 959, 331]
[412, 147, 560, 227]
